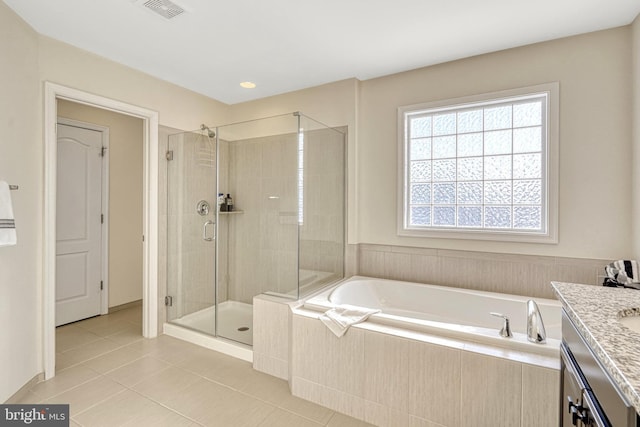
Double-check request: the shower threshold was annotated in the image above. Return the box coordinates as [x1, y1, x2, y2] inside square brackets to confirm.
[164, 300, 253, 362]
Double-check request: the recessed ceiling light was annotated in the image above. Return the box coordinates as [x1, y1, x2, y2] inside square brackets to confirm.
[240, 81, 256, 89]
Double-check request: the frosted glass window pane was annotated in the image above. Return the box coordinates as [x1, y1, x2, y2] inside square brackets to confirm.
[513, 127, 542, 153]
[403, 90, 550, 236]
[484, 105, 512, 130]
[457, 182, 482, 204]
[433, 206, 455, 226]
[513, 102, 542, 128]
[457, 157, 483, 181]
[433, 136, 456, 159]
[484, 155, 512, 180]
[410, 183, 431, 204]
[484, 180, 512, 204]
[484, 130, 512, 155]
[433, 183, 455, 204]
[433, 113, 456, 136]
[458, 133, 483, 157]
[411, 116, 431, 138]
[484, 206, 512, 228]
[513, 153, 541, 179]
[457, 109, 483, 134]
[514, 206, 541, 229]
[432, 159, 456, 181]
[458, 206, 482, 227]
[410, 160, 431, 181]
[410, 206, 431, 226]
[513, 180, 541, 204]
[410, 138, 431, 160]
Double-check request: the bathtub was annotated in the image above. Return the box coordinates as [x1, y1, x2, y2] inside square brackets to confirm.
[303, 276, 561, 358]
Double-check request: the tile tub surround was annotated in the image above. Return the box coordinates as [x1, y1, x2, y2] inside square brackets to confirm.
[358, 244, 609, 299]
[289, 309, 559, 427]
[552, 281, 640, 414]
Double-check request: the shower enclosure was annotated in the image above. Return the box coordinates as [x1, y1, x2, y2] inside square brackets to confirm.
[166, 113, 345, 347]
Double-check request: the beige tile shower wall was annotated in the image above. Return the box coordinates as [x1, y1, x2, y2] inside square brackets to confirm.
[228, 134, 299, 303]
[298, 127, 346, 290]
[290, 312, 560, 427]
[357, 244, 606, 299]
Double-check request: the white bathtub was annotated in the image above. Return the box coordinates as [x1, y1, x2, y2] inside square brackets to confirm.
[304, 276, 561, 358]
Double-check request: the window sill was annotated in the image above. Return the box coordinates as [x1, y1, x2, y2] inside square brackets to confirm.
[398, 227, 558, 244]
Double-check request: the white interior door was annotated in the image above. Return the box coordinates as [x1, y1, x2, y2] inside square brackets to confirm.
[55, 123, 104, 326]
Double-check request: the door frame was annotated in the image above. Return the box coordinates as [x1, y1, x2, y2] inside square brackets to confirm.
[44, 82, 159, 380]
[56, 117, 110, 316]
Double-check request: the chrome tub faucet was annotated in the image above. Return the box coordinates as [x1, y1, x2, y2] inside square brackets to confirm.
[527, 300, 547, 344]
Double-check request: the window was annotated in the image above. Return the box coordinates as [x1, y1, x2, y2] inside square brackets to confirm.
[398, 83, 558, 243]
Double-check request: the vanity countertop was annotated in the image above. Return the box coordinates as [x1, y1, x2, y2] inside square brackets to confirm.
[552, 282, 640, 414]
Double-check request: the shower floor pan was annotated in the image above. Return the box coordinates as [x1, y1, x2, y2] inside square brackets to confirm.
[171, 300, 253, 346]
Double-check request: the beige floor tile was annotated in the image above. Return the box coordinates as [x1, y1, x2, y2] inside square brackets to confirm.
[79, 345, 146, 374]
[165, 378, 276, 426]
[225, 367, 292, 405]
[327, 413, 376, 427]
[74, 389, 193, 427]
[73, 313, 125, 331]
[105, 356, 171, 387]
[30, 365, 99, 400]
[189, 354, 260, 390]
[13, 391, 41, 404]
[175, 346, 246, 377]
[278, 394, 335, 425]
[69, 419, 82, 427]
[132, 366, 201, 404]
[258, 408, 324, 427]
[56, 325, 103, 353]
[56, 338, 124, 371]
[43, 375, 126, 417]
[80, 318, 140, 338]
[104, 325, 144, 347]
[128, 335, 205, 363]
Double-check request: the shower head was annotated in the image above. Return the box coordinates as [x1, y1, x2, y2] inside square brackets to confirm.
[200, 124, 215, 138]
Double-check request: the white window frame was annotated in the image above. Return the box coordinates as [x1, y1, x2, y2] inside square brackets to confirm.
[397, 82, 559, 243]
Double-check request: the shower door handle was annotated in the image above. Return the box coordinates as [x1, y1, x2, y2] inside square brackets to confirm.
[203, 220, 215, 241]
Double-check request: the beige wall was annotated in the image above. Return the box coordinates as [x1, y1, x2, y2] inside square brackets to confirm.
[357, 27, 633, 260]
[229, 79, 359, 243]
[632, 14, 640, 259]
[57, 100, 144, 308]
[0, 3, 231, 401]
[38, 36, 229, 132]
[0, 1, 41, 404]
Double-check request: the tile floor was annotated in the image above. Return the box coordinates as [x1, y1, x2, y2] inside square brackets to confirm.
[17, 305, 373, 427]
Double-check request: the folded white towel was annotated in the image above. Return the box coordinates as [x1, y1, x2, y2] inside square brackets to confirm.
[320, 304, 381, 337]
[0, 181, 17, 247]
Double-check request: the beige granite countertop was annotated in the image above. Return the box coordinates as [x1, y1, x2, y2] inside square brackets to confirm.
[552, 281, 640, 414]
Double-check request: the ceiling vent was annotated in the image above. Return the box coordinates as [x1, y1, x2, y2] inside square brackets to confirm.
[142, 0, 185, 20]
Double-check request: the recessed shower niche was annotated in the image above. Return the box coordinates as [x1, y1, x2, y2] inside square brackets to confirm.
[165, 113, 345, 348]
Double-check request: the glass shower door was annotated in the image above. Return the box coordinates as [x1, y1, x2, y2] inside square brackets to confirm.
[166, 129, 217, 336]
